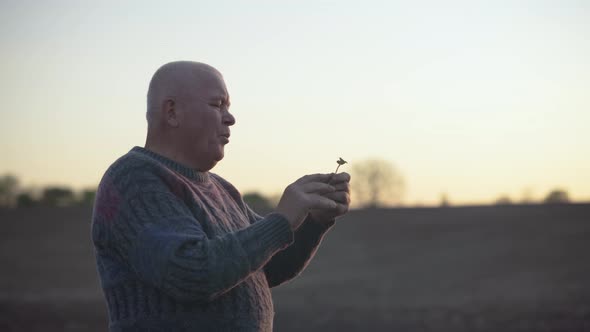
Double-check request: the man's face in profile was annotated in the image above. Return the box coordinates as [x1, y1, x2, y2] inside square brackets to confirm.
[179, 69, 235, 170]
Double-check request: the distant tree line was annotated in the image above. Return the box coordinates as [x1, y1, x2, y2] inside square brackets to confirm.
[0, 172, 577, 209]
[494, 189, 571, 205]
[0, 173, 276, 212]
[0, 174, 96, 208]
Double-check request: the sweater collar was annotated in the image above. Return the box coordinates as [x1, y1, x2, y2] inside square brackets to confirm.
[131, 146, 210, 183]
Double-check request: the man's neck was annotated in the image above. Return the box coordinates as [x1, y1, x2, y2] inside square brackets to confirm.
[144, 138, 213, 172]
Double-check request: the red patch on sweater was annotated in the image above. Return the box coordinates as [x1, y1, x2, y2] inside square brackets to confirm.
[94, 176, 122, 223]
[162, 171, 186, 200]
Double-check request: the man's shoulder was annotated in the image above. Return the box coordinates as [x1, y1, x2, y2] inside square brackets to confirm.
[103, 147, 159, 179]
[98, 147, 174, 195]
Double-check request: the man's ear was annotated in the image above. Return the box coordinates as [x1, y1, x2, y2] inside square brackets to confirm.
[163, 99, 179, 127]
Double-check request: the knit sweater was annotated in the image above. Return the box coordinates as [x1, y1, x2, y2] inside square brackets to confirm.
[91, 146, 335, 331]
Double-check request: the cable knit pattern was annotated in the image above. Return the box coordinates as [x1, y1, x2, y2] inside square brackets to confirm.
[91, 146, 335, 331]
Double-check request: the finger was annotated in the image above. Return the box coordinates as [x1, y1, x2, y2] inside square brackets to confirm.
[331, 182, 350, 192]
[328, 172, 351, 184]
[309, 194, 338, 210]
[335, 201, 349, 215]
[313, 199, 349, 216]
[323, 191, 350, 205]
[302, 182, 335, 194]
[298, 173, 333, 184]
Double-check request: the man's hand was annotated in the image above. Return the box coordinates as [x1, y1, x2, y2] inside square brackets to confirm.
[310, 172, 351, 225]
[276, 173, 338, 231]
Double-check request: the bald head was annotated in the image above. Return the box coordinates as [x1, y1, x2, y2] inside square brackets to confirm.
[146, 61, 223, 127]
[143, 61, 234, 172]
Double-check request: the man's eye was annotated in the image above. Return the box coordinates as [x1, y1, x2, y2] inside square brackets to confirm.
[209, 102, 222, 108]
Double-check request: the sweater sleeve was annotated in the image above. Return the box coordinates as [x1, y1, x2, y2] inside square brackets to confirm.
[96, 170, 295, 303]
[243, 203, 335, 288]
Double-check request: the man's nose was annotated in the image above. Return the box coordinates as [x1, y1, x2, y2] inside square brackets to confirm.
[223, 110, 236, 126]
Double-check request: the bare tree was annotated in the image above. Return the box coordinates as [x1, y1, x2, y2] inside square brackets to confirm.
[0, 174, 19, 208]
[351, 159, 405, 208]
[78, 189, 97, 206]
[41, 187, 75, 207]
[495, 195, 512, 205]
[17, 192, 37, 208]
[440, 193, 450, 207]
[543, 189, 570, 204]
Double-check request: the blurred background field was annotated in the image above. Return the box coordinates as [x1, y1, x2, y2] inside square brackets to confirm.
[1, 203, 589, 331]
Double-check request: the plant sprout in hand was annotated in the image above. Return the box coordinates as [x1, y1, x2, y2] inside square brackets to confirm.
[328, 157, 348, 184]
[334, 157, 347, 174]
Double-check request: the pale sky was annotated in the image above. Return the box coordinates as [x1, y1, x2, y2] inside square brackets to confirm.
[1, 0, 588, 205]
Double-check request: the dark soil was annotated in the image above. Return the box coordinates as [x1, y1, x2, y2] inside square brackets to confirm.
[1, 204, 589, 331]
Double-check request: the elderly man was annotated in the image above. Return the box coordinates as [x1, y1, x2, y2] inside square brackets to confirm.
[91, 61, 351, 331]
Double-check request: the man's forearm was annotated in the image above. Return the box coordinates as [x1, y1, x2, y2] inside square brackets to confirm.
[263, 214, 334, 288]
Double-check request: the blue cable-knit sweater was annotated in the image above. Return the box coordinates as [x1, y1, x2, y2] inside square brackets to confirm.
[91, 146, 335, 331]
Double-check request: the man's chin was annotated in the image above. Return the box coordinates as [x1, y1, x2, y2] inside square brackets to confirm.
[215, 148, 224, 162]
[210, 154, 223, 168]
